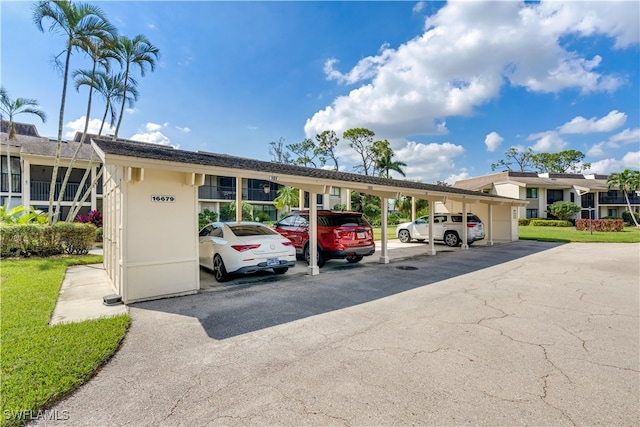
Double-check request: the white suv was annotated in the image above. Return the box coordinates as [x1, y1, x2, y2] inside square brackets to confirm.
[395, 213, 485, 247]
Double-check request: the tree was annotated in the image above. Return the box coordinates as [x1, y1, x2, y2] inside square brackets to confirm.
[491, 147, 535, 172]
[268, 137, 292, 164]
[314, 130, 340, 171]
[547, 201, 581, 221]
[94, 71, 137, 136]
[372, 140, 406, 178]
[394, 196, 428, 216]
[343, 127, 375, 175]
[607, 169, 640, 227]
[287, 138, 322, 167]
[33, 0, 113, 223]
[273, 186, 300, 214]
[113, 34, 159, 140]
[56, 29, 117, 220]
[0, 88, 47, 208]
[532, 150, 591, 173]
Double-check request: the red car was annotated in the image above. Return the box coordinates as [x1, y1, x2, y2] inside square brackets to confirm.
[273, 210, 376, 267]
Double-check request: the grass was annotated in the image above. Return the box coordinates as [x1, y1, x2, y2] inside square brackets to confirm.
[518, 225, 640, 243]
[0, 256, 130, 427]
[373, 226, 398, 241]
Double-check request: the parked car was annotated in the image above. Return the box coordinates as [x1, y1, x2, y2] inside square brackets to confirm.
[273, 210, 375, 267]
[199, 221, 296, 282]
[395, 213, 485, 247]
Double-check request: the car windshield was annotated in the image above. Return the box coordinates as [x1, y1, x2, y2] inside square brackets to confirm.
[229, 224, 277, 236]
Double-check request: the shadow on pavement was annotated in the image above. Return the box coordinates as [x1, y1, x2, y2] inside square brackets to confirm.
[131, 240, 564, 340]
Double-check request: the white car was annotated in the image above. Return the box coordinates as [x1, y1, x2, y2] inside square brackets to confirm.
[395, 213, 485, 247]
[199, 222, 296, 282]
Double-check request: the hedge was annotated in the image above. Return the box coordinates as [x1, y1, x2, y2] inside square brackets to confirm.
[0, 223, 97, 257]
[529, 219, 573, 227]
[575, 219, 624, 232]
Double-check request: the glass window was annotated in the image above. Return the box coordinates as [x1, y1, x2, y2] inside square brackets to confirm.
[229, 224, 275, 236]
[330, 187, 341, 196]
[526, 209, 538, 218]
[526, 188, 538, 198]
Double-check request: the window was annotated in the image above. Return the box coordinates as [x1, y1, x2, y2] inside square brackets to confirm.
[547, 189, 563, 204]
[570, 193, 575, 203]
[526, 188, 538, 199]
[330, 187, 341, 196]
[526, 209, 538, 218]
[0, 156, 21, 193]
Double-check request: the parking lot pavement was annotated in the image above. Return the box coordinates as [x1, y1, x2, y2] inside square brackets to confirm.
[35, 241, 639, 426]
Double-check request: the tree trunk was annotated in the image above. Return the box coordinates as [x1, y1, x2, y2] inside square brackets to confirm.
[48, 38, 73, 224]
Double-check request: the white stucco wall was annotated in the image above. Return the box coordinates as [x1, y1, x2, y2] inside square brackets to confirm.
[103, 166, 200, 303]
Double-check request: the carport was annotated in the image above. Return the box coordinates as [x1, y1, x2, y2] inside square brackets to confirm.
[92, 137, 527, 303]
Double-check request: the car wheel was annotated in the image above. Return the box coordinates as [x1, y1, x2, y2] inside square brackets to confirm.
[444, 231, 460, 247]
[398, 229, 411, 243]
[273, 267, 288, 274]
[346, 255, 363, 263]
[304, 244, 326, 268]
[212, 254, 229, 282]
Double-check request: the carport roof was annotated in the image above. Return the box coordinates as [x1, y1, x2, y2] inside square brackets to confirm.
[91, 136, 526, 205]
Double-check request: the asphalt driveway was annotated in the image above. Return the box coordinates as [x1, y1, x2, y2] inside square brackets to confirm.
[35, 241, 639, 426]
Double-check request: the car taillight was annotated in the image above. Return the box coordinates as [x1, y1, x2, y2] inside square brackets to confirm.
[231, 244, 261, 252]
[281, 241, 293, 246]
[467, 223, 477, 227]
[335, 229, 351, 239]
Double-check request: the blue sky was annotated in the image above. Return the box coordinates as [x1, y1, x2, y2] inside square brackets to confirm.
[2, 0, 639, 183]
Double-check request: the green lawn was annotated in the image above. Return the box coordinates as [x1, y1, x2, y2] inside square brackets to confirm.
[0, 256, 130, 427]
[373, 226, 398, 241]
[518, 225, 640, 243]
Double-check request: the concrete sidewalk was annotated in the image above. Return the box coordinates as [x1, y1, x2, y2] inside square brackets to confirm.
[49, 263, 127, 325]
[36, 242, 639, 426]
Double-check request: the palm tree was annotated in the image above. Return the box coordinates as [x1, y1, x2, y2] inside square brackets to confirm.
[55, 32, 117, 219]
[33, 0, 113, 223]
[112, 34, 159, 140]
[0, 88, 47, 208]
[607, 169, 640, 227]
[94, 71, 138, 136]
[273, 186, 300, 215]
[375, 150, 407, 178]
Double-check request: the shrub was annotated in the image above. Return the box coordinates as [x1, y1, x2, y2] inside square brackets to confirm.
[622, 211, 640, 226]
[416, 208, 430, 218]
[387, 212, 409, 226]
[0, 224, 62, 257]
[51, 222, 97, 255]
[547, 201, 581, 221]
[575, 219, 624, 232]
[96, 227, 104, 242]
[518, 218, 531, 226]
[76, 210, 103, 228]
[529, 219, 573, 227]
[253, 211, 271, 223]
[198, 208, 219, 229]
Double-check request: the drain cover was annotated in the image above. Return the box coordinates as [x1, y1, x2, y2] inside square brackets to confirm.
[395, 265, 418, 271]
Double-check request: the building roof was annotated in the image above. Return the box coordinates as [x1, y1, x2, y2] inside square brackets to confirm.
[91, 136, 525, 204]
[1, 122, 95, 161]
[454, 171, 611, 192]
[0, 120, 40, 137]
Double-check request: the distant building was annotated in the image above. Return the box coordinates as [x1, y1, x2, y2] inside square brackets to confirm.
[454, 171, 640, 220]
[1, 121, 347, 221]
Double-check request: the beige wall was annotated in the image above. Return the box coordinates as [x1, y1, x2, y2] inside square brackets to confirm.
[104, 166, 200, 303]
[438, 200, 519, 243]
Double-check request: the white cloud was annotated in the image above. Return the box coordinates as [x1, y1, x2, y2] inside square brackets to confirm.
[610, 128, 640, 144]
[129, 131, 178, 148]
[145, 122, 164, 131]
[446, 170, 470, 186]
[176, 126, 191, 133]
[484, 131, 503, 152]
[64, 116, 114, 139]
[587, 142, 606, 158]
[558, 110, 627, 134]
[413, 2, 426, 14]
[305, 1, 636, 143]
[527, 131, 567, 152]
[394, 141, 466, 183]
[585, 151, 640, 175]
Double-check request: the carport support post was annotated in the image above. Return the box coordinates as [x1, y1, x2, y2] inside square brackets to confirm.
[307, 192, 319, 275]
[461, 201, 469, 250]
[379, 197, 389, 264]
[427, 202, 436, 255]
[487, 204, 494, 246]
[235, 176, 242, 222]
[411, 197, 416, 222]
